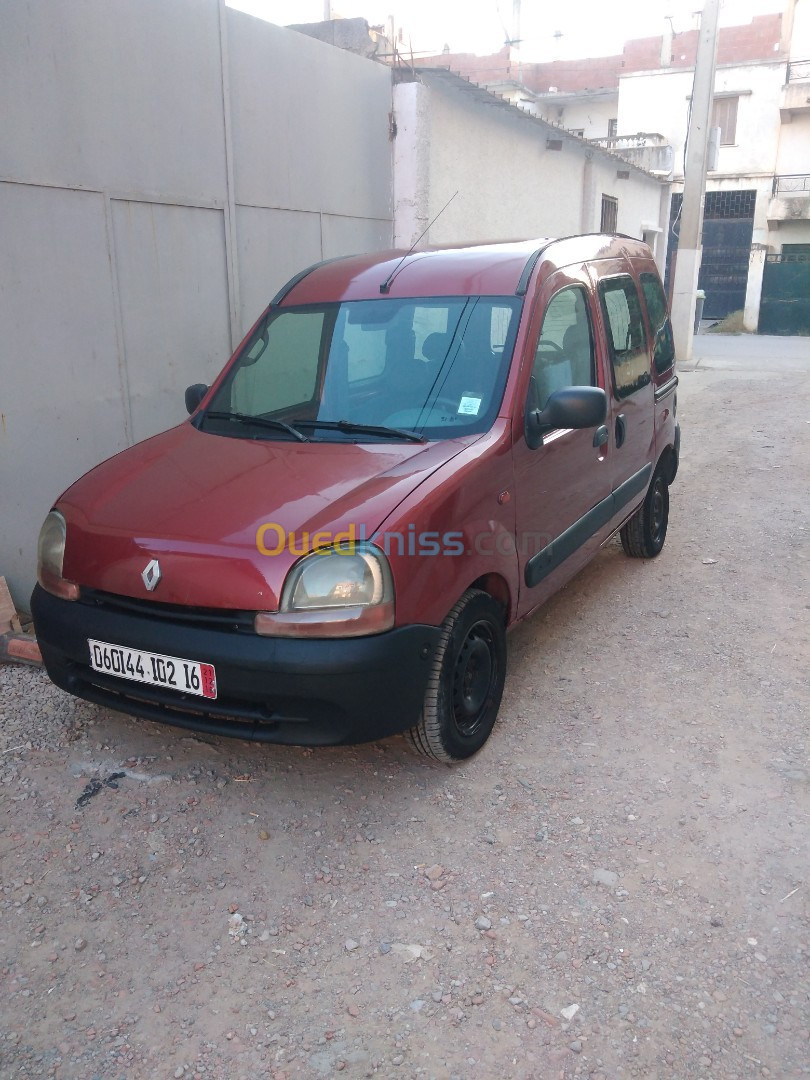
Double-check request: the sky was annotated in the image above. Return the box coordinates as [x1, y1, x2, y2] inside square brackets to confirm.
[227, 0, 785, 61]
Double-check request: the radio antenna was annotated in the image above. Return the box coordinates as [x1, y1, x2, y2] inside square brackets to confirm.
[379, 191, 459, 293]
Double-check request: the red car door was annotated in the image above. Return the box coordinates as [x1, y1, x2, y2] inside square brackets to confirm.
[513, 269, 613, 620]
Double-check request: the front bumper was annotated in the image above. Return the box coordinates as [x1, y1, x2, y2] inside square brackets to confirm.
[31, 585, 441, 745]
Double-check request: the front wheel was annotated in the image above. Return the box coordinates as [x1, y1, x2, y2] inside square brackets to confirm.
[620, 470, 669, 558]
[406, 589, 507, 762]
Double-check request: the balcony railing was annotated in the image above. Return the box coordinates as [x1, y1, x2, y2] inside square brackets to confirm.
[773, 174, 810, 196]
[787, 58, 810, 82]
[766, 253, 810, 264]
[591, 132, 668, 150]
[590, 132, 673, 175]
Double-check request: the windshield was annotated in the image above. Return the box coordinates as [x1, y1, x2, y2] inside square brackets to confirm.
[202, 296, 522, 442]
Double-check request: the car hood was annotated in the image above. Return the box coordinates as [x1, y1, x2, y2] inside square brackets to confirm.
[59, 422, 474, 610]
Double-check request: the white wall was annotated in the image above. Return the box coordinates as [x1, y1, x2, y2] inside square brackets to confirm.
[425, 83, 585, 243]
[789, 0, 810, 55]
[589, 156, 666, 246]
[618, 61, 786, 180]
[776, 112, 810, 175]
[552, 99, 618, 140]
[393, 75, 663, 250]
[772, 0, 810, 253]
[618, 58, 803, 330]
[772, 221, 810, 246]
[0, 0, 393, 607]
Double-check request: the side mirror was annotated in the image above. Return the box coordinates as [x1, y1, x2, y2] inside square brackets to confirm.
[525, 386, 607, 450]
[185, 383, 209, 415]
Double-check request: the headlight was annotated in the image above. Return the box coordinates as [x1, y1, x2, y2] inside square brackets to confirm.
[255, 543, 394, 638]
[282, 545, 391, 610]
[37, 510, 80, 601]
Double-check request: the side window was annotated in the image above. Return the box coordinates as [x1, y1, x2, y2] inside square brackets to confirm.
[231, 310, 324, 414]
[640, 272, 675, 376]
[599, 276, 650, 399]
[531, 286, 595, 410]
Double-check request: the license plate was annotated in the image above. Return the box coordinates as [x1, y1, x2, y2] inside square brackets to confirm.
[88, 639, 217, 699]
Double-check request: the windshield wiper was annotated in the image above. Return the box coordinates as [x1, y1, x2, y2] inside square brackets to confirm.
[203, 410, 308, 442]
[291, 419, 426, 444]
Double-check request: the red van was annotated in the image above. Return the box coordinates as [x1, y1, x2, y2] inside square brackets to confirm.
[32, 236, 679, 761]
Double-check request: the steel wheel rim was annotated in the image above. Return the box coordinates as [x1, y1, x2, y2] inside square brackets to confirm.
[650, 480, 666, 544]
[452, 620, 498, 738]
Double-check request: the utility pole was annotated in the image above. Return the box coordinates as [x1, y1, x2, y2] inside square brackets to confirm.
[323, 1, 331, 20]
[669, 0, 720, 363]
[512, 0, 521, 47]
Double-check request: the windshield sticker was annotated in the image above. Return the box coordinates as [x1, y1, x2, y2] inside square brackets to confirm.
[457, 395, 482, 416]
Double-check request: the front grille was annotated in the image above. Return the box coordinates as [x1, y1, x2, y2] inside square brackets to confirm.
[79, 588, 256, 634]
[77, 665, 288, 724]
[64, 665, 334, 745]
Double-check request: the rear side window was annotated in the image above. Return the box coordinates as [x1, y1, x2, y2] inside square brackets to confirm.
[532, 285, 595, 410]
[599, 276, 650, 399]
[640, 272, 675, 376]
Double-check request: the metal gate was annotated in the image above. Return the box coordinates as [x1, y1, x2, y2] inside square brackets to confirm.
[758, 253, 810, 335]
[666, 190, 756, 320]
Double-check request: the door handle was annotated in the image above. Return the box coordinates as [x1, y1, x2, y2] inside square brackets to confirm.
[615, 413, 626, 449]
[593, 425, 609, 449]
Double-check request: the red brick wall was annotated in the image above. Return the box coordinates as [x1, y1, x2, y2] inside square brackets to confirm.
[414, 13, 784, 93]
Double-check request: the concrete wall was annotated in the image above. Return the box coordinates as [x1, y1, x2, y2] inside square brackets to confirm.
[618, 61, 786, 181]
[772, 222, 810, 247]
[0, 0, 393, 607]
[789, 0, 810, 55]
[542, 98, 619, 140]
[775, 110, 810, 176]
[393, 75, 664, 256]
[772, 0, 810, 253]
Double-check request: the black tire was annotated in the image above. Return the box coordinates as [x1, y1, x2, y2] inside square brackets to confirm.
[406, 589, 506, 763]
[620, 470, 669, 558]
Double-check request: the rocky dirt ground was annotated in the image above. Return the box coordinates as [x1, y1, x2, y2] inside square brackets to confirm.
[1, 337, 808, 1080]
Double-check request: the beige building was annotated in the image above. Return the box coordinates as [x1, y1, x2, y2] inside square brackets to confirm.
[392, 69, 666, 261]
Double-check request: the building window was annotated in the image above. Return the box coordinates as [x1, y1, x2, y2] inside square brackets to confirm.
[712, 95, 738, 145]
[607, 118, 618, 138]
[571, 128, 585, 137]
[600, 195, 618, 233]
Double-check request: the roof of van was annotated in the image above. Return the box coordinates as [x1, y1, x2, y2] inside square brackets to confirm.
[274, 234, 654, 306]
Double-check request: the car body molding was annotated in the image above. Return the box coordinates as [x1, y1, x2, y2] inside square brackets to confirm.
[525, 462, 653, 588]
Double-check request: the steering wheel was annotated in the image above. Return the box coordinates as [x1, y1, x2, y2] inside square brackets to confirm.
[536, 340, 564, 354]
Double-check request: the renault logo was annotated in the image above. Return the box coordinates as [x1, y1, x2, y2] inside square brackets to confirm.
[141, 559, 161, 592]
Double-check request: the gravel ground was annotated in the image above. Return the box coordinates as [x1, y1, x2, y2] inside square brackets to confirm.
[1, 337, 808, 1080]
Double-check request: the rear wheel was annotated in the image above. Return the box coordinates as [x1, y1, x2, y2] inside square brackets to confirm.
[620, 470, 669, 558]
[406, 589, 506, 762]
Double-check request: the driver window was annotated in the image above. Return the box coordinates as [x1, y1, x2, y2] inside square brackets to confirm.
[231, 311, 323, 414]
[532, 286, 595, 410]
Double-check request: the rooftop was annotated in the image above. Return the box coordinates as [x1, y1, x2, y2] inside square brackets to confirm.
[411, 13, 785, 94]
[276, 235, 652, 305]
